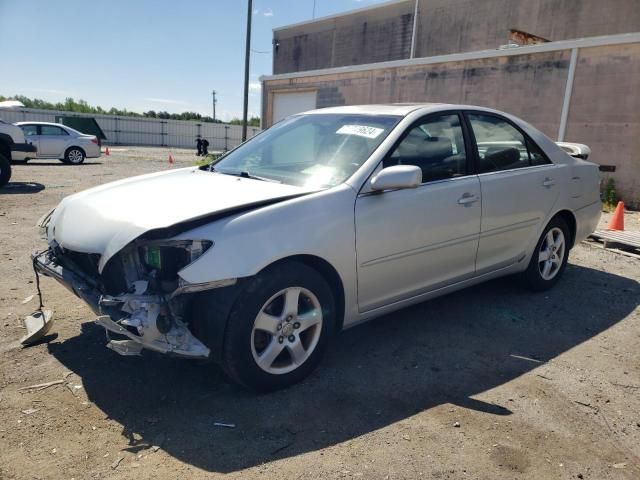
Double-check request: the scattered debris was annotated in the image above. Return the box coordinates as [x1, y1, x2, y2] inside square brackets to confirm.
[536, 374, 553, 380]
[19, 380, 64, 391]
[111, 455, 124, 469]
[610, 382, 640, 389]
[213, 422, 236, 429]
[20, 309, 54, 346]
[612, 462, 627, 469]
[21, 408, 39, 415]
[574, 400, 598, 411]
[270, 442, 292, 455]
[453, 422, 461, 428]
[151, 433, 165, 452]
[20, 295, 34, 305]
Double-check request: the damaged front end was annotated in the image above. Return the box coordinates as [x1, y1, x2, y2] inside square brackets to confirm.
[33, 238, 233, 359]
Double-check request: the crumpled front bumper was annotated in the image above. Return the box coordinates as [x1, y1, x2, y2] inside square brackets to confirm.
[32, 249, 210, 359]
[32, 249, 101, 314]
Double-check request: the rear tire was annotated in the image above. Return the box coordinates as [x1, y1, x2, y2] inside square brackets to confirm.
[218, 261, 335, 391]
[522, 217, 570, 291]
[63, 147, 85, 165]
[0, 153, 12, 188]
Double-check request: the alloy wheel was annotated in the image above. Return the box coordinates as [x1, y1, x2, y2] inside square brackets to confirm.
[538, 227, 565, 281]
[251, 286, 323, 375]
[67, 149, 84, 164]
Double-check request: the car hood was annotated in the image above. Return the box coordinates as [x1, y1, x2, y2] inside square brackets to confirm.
[48, 167, 312, 271]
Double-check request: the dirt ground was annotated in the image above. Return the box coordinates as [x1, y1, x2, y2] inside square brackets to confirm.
[1, 147, 639, 480]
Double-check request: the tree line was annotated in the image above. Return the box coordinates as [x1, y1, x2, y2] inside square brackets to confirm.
[0, 95, 260, 126]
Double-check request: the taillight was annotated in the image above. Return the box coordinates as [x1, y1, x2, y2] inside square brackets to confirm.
[90, 137, 98, 144]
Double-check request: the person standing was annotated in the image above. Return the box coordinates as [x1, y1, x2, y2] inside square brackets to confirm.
[196, 137, 203, 156]
[202, 138, 210, 156]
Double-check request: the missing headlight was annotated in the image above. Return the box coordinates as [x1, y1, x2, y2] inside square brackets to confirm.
[139, 240, 213, 281]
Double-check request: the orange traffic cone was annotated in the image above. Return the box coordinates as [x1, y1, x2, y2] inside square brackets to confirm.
[168, 154, 174, 165]
[606, 201, 625, 231]
[105, 147, 110, 156]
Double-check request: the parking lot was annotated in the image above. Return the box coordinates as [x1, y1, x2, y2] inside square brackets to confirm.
[1, 147, 639, 479]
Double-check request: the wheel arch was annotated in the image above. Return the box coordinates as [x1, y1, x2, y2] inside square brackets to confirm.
[260, 254, 346, 332]
[550, 209, 577, 248]
[0, 138, 11, 160]
[65, 145, 86, 158]
[190, 254, 347, 364]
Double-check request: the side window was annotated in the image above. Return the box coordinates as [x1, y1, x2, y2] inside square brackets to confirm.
[385, 113, 467, 183]
[527, 138, 551, 166]
[40, 125, 68, 136]
[468, 113, 550, 173]
[21, 125, 38, 136]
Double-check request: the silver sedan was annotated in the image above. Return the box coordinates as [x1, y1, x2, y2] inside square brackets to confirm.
[34, 104, 601, 391]
[16, 121, 101, 164]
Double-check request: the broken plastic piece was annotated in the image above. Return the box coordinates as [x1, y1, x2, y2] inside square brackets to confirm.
[106, 339, 143, 356]
[20, 309, 54, 346]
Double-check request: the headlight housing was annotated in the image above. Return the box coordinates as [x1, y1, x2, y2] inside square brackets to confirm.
[139, 240, 213, 280]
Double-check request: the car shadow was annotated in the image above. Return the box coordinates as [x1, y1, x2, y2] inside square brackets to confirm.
[19, 161, 103, 166]
[0, 182, 45, 194]
[47, 264, 638, 473]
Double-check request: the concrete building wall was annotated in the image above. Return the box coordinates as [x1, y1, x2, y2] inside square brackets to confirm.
[262, 41, 640, 207]
[273, 0, 415, 74]
[565, 43, 640, 204]
[415, 0, 640, 58]
[273, 0, 640, 75]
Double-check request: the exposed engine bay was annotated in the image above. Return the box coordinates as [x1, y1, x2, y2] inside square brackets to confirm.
[34, 238, 235, 358]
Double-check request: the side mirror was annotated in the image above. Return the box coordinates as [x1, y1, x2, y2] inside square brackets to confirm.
[370, 165, 422, 191]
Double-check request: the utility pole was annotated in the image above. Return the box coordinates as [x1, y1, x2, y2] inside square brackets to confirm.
[410, 0, 419, 59]
[212, 90, 217, 121]
[242, 0, 253, 141]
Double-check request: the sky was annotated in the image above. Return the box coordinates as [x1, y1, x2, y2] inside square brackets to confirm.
[0, 0, 390, 122]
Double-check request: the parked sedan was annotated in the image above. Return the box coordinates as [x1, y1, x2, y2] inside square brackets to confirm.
[33, 104, 601, 391]
[16, 121, 101, 164]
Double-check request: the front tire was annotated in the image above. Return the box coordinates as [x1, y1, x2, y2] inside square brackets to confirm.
[522, 217, 570, 291]
[220, 262, 335, 391]
[63, 147, 85, 164]
[0, 153, 12, 187]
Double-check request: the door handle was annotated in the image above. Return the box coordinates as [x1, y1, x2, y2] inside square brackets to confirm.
[457, 193, 479, 205]
[543, 177, 555, 188]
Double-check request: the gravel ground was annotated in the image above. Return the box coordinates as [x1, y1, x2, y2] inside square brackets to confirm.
[1, 147, 639, 480]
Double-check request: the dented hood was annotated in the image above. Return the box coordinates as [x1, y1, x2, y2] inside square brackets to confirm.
[49, 167, 311, 271]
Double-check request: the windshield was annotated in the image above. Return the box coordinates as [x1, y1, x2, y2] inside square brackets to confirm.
[212, 113, 401, 188]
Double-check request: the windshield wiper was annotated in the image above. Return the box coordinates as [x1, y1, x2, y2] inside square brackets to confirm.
[213, 169, 280, 183]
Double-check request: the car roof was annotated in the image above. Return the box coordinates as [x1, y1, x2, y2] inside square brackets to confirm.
[15, 121, 85, 135]
[302, 103, 505, 117]
[15, 121, 70, 127]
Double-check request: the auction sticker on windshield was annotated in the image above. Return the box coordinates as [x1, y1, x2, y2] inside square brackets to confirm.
[336, 125, 384, 139]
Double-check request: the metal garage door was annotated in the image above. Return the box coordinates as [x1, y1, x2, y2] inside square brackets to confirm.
[272, 91, 317, 123]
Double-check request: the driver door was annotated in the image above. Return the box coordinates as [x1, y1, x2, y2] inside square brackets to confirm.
[354, 112, 481, 312]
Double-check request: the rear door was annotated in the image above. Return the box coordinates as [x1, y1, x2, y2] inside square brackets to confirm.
[20, 124, 40, 156]
[355, 112, 481, 312]
[464, 112, 559, 274]
[38, 125, 70, 157]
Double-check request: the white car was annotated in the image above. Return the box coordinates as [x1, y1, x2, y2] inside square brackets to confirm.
[33, 104, 601, 391]
[16, 121, 101, 164]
